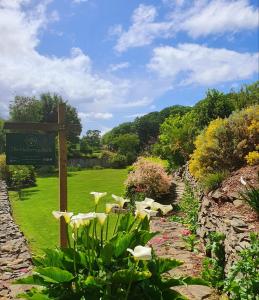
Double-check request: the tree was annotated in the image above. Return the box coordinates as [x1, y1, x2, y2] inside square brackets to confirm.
[80, 130, 101, 155]
[9, 96, 42, 122]
[9, 94, 82, 145]
[194, 89, 234, 129]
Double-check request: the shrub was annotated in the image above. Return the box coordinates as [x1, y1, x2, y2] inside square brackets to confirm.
[125, 157, 172, 203]
[16, 193, 207, 299]
[7, 165, 36, 189]
[190, 105, 259, 180]
[224, 233, 259, 300]
[0, 154, 8, 180]
[110, 153, 128, 168]
[201, 171, 228, 192]
[245, 151, 259, 166]
[0, 154, 36, 188]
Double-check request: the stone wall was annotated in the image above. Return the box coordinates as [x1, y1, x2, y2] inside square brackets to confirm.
[180, 165, 258, 274]
[0, 180, 32, 299]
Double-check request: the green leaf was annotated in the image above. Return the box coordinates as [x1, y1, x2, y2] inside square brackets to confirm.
[112, 232, 133, 257]
[182, 276, 209, 286]
[162, 289, 188, 300]
[35, 267, 74, 283]
[15, 275, 47, 286]
[33, 248, 64, 268]
[100, 242, 114, 264]
[117, 213, 135, 232]
[148, 258, 183, 276]
[112, 269, 151, 284]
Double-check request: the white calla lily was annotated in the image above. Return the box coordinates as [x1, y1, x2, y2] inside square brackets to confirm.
[143, 197, 155, 207]
[127, 245, 152, 260]
[135, 201, 148, 210]
[158, 204, 172, 215]
[105, 203, 119, 214]
[96, 213, 107, 226]
[70, 213, 96, 228]
[112, 194, 130, 208]
[135, 208, 157, 220]
[90, 192, 107, 205]
[52, 211, 73, 223]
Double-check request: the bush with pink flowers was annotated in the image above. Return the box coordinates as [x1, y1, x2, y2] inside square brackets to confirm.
[125, 157, 173, 203]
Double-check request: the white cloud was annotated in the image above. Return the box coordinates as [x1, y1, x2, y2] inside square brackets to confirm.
[79, 112, 113, 120]
[125, 113, 146, 119]
[109, 62, 130, 72]
[179, 0, 258, 38]
[114, 4, 174, 52]
[148, 43, 258, 85]
[112, 1, 258, 52]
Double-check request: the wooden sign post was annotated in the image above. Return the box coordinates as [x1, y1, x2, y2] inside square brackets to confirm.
[4, 103, 80, 248]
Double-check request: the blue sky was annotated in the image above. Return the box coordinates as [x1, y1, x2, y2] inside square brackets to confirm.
[0, 0, 258, 133]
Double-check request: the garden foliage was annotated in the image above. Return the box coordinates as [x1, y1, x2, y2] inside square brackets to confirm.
[189, 105, 259, 180]
[0, 154, 36, 188]
[224, 233, 259, 300]
[125, 157, 172, 203]
[16, 193, 206, 299]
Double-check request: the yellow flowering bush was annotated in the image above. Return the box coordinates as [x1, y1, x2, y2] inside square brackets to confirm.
[245, 151, 259, 166]
[190, 105, 259, 180]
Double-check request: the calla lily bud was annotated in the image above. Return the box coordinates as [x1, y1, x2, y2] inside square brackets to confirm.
[127, 246, 152, 260]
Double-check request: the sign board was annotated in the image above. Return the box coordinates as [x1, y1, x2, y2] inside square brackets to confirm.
[6, 133, 55, 165]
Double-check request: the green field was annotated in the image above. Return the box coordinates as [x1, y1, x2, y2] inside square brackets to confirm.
[9, 169, 128, 254]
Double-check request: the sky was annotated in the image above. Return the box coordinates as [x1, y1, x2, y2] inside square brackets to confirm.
[0, 0, 258, 134]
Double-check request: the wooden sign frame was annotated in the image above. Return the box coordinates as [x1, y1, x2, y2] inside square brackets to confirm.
[4, 103, 80, 248]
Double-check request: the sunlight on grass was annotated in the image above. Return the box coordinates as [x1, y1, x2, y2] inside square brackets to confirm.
[9, 169, 127, 254]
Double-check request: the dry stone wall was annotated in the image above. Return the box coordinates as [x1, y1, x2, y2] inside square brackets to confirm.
[179, 165, 258, 274]
[0, 180, 32, 299]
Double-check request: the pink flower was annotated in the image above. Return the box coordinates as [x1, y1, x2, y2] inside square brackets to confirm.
[182, 229, 191, 236]
[20, 268, 29, 273]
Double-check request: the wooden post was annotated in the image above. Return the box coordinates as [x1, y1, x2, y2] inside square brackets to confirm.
[58, 103, 68, 248]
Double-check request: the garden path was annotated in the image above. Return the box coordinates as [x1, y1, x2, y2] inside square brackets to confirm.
[150, 217, 217, 300]
[0, 181, 32, 299]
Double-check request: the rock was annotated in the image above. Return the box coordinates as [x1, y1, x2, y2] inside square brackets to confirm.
[233, 200, 244, 208]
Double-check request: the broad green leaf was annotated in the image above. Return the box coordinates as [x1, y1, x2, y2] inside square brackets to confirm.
[112, 232, 133, 257]
[181, 276, 209, 286]
[33, 248, 64, 268]
[100, 242, 114, 264]
[112, 269, 151, 284]
[35, 267, 74, 283]
[15, 275, 47, 286]
[156, 258, 183, 274]
[162, 289, 188, 300]
[117, 213, 135, 232]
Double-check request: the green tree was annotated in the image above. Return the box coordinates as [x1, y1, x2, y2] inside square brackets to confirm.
[194, 89, 234, 129]
[9, 96, 42, 122]
[80, 130, 101, 155]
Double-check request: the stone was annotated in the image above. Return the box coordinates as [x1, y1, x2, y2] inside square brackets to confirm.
[233, 200, 244, 208]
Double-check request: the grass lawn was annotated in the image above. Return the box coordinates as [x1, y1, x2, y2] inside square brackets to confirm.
[9, 169, 128, 254]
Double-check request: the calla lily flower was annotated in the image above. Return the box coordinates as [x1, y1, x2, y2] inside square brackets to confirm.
[158, 204, 172, 215]
[240, 176, 247, 186]
[143, 197, 155, 207]
[127, 245, 152, 260]
[70, 213, 96, 228]
[52, 211, 73, 223]
[135, 201, 148, 210]
[135, 208, 157, 220]
[112, 194, 130, 208]
[96, 213, 107, 226]
[90, 192, 107, 205]
[105, 203, 119, 214]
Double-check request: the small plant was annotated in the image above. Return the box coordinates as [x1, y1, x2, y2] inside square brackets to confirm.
[201, 171, 228, 192]
[16, 192, 207, 299]
[224, 233, 259, 300]
[239, 176, 259, 214]
[245, 151, 259, 166]
[202, 232, 226, 291]
[181, 229, 199, 252]
[170, 183, 199, 233]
